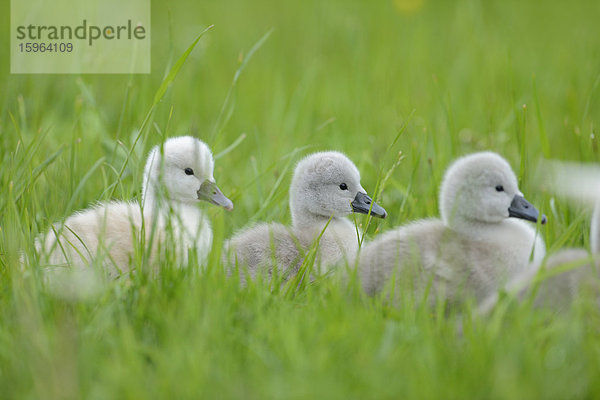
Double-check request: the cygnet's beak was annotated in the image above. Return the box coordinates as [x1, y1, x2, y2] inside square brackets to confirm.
[197, 180, 234, 211]
[508, 194, 546, 224]
[351, 192, 387, 219]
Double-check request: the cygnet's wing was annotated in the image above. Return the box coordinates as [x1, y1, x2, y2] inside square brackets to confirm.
[358, 220, 449, 298]
[224, 222, 306, 283]
[38, 201, 146, 277]
[360, 218, 540, 308]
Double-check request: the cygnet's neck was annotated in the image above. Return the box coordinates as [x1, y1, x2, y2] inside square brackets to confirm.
[291, 207, 345, 230]
[142, 186, 198, 215]
[447, 216, 538, 246]
[143, 188, 207, 238]
[445, 217, 503, 238]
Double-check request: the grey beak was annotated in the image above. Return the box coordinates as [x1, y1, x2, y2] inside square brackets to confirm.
[197, 180, 233, 211]
[508, 194, 546, 224]
[351, 192, 387, 219]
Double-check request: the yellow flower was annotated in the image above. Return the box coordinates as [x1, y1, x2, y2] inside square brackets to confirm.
[393, 0, 424, 15]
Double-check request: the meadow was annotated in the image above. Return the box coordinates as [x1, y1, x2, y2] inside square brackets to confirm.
[1, 0, 600, 398]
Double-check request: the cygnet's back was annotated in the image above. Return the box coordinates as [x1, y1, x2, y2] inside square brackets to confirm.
[226, 151, 386, 283]
[359, 152, 546, 307]
[528, 249, 599, 311]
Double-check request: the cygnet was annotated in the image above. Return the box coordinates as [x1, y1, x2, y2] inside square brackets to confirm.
[358, 151, 546, 308]
[37, 136, 233, 277]
[225, 151, 386, 283]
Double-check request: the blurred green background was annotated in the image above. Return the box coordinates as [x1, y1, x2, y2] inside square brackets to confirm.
[2, 0, 599, 240]
[1, 0, 600, 398]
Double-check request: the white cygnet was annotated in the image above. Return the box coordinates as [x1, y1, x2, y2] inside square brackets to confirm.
[37, 136, 233, 277]
[358, 151, 546, 308]
[225, 151, 386, 283]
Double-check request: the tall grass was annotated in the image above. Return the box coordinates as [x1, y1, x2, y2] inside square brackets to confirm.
[1, 0, 600, 398]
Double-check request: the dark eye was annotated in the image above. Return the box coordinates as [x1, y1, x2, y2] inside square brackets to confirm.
[184, 168, 194, 176]
[339, 183, 348, 190]
[495, 185, 504, 192]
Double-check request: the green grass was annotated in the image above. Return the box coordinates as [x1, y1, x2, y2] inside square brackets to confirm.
[1, 0, 600, 398]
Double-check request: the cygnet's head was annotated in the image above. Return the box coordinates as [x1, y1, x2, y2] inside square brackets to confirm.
[289, 151, 386, 224]
[142, 136, 233, 210]
[439, 152, 546, 227]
